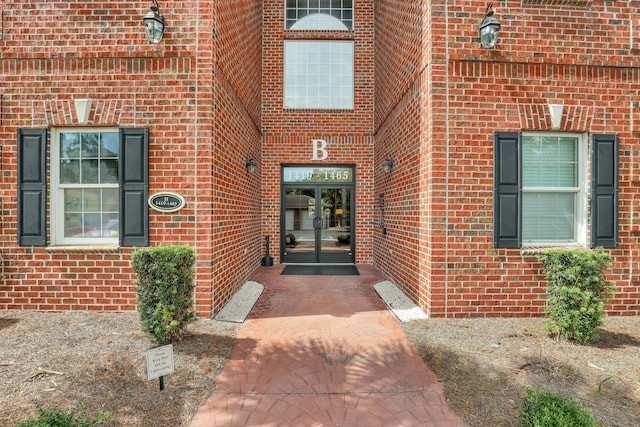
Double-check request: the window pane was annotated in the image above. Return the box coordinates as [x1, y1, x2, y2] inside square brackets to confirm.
[523, 135, 577, 187]
[81, 133, 99, 157]
[83, 189, 101, 212]
[61, 133, 80, 159]
[64, 212, 83, 238]
[103, 189, 119, 211]
[84, 213, 101, 232]
[100, 159, 119, 183]
[523, 192, 575, 241]
[63, 188, 119, 239]
[100, 132, 119, 157]
[102, 215, 119, 238]
[64, 188, 82, 212]
[60, 159, 80, 184]
[57, 130, 120, 242]
[81, 159, 99, 184]
[284, 41, 354, 109]
[286, 0, 352, 30]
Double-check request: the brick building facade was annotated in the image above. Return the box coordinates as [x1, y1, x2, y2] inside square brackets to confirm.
[1, 1, 639, 317]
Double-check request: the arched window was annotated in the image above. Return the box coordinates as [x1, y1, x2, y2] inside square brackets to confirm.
[285, 0, 353, 30]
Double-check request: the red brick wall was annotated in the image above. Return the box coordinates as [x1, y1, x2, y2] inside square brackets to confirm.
[3, 0, 639, 319]
[0, 1, 263, 317]
[375, 0, 640, 317]
[262, 0, 374, 135]
[261, 135, 375, 265]
[260, 0, 376, 263]
[374, 0, 435, 312]
[210, 0, 263, 314]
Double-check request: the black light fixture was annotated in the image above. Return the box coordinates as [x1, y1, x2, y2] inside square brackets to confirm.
[143, 0, 165, 43]
[245, 158, 257, 173]
[479, 4, 500, 49]
[382, 159, 394, 174]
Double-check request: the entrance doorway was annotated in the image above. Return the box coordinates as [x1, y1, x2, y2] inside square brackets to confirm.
[281, 166, 355, 264]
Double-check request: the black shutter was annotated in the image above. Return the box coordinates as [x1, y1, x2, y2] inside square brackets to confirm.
[119, 128, 149, 247]
[591, 134, 618, 248]
[493, 132, 521, 248]
[17, 129, 47, 246]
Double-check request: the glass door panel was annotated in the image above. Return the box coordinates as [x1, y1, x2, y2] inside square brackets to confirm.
[283, 187, 317, 263]
[281, 166, 355, 264]
[318, 187, 351, 263]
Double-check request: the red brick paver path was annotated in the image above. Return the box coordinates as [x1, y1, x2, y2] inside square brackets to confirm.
[189, 265, 467, 427]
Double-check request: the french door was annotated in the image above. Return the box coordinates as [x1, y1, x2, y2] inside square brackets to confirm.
[281, 166, 355, 263]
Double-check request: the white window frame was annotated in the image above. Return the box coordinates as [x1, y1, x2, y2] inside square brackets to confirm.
[521, 132, 588, 247]
[51, 127, 120, 246]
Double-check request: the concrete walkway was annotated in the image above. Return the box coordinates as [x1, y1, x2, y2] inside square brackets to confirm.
[189, 265, 467, 427]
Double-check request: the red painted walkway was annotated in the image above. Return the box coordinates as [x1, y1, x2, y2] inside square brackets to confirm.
[189, 265, 467, 427]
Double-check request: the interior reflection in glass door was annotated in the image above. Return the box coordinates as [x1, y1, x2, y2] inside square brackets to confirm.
[283, 187, 317, 263]
[318, 187, 351, 262]
[281, 165, 355, 264]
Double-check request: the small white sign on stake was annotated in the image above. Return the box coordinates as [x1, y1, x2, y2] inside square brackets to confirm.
[146, 344, 174, 381]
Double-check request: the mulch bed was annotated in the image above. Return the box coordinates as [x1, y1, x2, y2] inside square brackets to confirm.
[1, 311, 638, 426]
[0, 311, 239, 427]
[401, 316, 640, 427]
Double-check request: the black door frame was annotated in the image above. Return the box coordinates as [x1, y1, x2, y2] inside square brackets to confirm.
[280, 165, 355, 264]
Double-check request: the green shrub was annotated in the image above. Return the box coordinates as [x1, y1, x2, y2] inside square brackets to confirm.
[337, 234, 350, 244]
[537, 248, 615, 343]
[518, 387, 599, 427]
[131, 245, 197, 344]
[18, 402, 110, 427]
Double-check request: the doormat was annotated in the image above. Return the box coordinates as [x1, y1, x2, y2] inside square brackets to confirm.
[281, 265, 360, 276]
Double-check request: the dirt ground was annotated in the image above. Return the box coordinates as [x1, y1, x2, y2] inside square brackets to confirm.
[1, 310, 638, 426]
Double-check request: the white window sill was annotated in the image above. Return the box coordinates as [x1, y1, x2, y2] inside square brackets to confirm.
[520, 244, 587, 256]
[46, 245, 121, 254]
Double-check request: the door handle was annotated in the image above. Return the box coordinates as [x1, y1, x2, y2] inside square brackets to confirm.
[313, 217, 323, 229]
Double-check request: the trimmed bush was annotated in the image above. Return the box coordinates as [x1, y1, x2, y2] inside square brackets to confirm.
[537, 247, 615, 343]
[131, 245, 197, 344]
[17, 402, 110, 427]
[518, 387, 599, 427]
[337, 234, 350, 244]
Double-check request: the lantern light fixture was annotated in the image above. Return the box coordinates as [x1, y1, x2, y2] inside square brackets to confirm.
[382, 159, 394, 174]
[479, 4, 500, 49]
[143, 0, 165, 43]
[245, 158, 257, 173]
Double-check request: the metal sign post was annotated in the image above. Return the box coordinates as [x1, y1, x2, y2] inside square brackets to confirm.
[145, 344, 174, 391]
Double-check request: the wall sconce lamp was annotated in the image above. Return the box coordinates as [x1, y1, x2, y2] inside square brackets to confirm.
[143, 0, 165, 43]
[479, 4, 500, 49]
[245, 158, 257, 173]
[382, 159, 394, 174]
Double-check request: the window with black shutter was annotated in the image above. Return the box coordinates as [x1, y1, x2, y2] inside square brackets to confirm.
[17, 127, 149, 247]
[493, 132, 618, 249]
